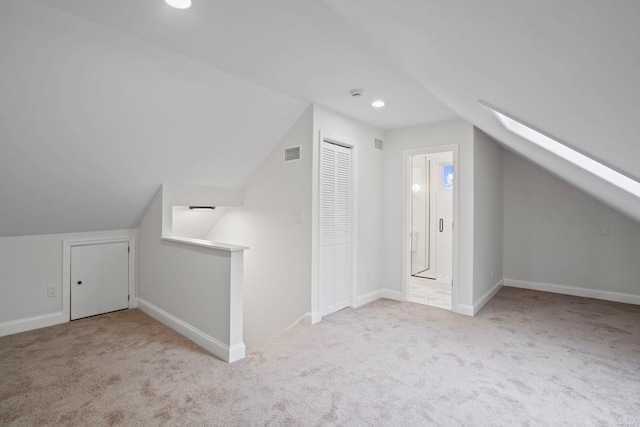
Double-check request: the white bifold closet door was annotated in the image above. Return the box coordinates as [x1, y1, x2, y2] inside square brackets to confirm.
[319, 140, 352, 317]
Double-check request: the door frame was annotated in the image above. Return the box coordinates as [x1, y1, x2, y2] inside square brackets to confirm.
[62, 236, 136, 321]
[311, 131, 358, 323]
[402, 145, 459, 310]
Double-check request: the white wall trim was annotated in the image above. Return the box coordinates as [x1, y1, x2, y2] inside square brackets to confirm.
[354, 288, 403, 308]
[453, 304, 474, 316]
[354, 289, 384, 307]
[310, 312, 321, 324]
[0, 311, 65, 337]
[380, 288, 403, 301]
[473, 279, 504, 314]
[287, 312, 313, 329]
[504, 279, 640, 306]
[137, 298, 245, 363]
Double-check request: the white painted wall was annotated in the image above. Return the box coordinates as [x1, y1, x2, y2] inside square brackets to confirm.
[0, 228, 136, 332]
[383, 120, 475, 310]
[138, 189, 246, 361]
[206, 106, 314, 345]
[162, 184, 242, 238]
[172, 207, 228, 240]
[311, 105, 385, 312]
[503, 151, 640, 302]
[472, 128, 504, 307]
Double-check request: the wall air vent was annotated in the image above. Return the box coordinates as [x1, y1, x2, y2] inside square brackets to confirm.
[284, 146, 301, 162]
[374, 138, 384, 150]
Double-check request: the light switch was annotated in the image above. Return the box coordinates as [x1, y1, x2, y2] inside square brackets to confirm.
[294, 211, 304, 224]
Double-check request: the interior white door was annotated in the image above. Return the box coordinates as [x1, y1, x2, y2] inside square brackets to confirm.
[71, 242, 129, 320]
[319, 140, 351, 317]
[435, 156, 453, 282]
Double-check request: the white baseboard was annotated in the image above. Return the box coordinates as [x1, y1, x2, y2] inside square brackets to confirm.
[473, 279, 504, 314]
[137, 298, 245, 363]
[354, 289, 383, 307]
[310, 311, 321, 324]
[453, 304, 474, 316]
[504, 279, 640, 306]
[0, 311, 66, 337]
[381, 288, 403, 301]
[287, 312, 313, 329]
[354, 288, 403, 308]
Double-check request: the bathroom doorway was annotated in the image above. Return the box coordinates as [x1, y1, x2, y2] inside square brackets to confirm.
[403, 147, 457, 310]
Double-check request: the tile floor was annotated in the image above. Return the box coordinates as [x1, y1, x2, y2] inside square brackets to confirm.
[407, 275, 452, 310]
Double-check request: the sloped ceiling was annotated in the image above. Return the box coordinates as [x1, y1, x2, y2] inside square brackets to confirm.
[1, 0, 455, 237]
[33, 0, 456, 130]
[3, 0, 639, 237]
[322, 0, 640, 222]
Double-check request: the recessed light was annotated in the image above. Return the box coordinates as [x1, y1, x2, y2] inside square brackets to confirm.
[165, 0, 192, 9]
[372, 100, 386, 108]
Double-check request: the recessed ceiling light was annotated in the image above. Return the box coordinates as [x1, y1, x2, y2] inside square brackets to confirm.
[480, 100, 640, 199]
[372, 100, 386, 108]
[165, 0, 192, 9]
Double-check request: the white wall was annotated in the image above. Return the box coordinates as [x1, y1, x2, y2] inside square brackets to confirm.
[311, 105, 385, 310]
[383, 119, 475, 310]
[172, 207, 228, 240]
[206, 106, 314, 345]
[138, 189, 246, 361]
[472, 128, 504, 307]
[503, 151, 640, 303]
[0, 228, 136, 334]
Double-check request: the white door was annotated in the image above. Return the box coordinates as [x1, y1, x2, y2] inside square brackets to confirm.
[435, 156, 453, 282]
[319, 140, 351, 317]
[410, 152, 453, 282]
[71, 242, 129, 320]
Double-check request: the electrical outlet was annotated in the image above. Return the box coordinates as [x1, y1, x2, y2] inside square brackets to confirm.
[47, 283, 58, 298]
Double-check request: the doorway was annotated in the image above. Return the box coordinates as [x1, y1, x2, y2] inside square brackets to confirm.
[403, 147, 457, 310]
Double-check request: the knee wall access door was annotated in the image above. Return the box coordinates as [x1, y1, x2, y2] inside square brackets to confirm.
[70, 241, 129, 320]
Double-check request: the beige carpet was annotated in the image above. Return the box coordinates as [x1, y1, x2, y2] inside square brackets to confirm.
[1, 287, 639, 426]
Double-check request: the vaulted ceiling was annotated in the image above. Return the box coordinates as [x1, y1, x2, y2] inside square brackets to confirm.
[321, 0, 640, 222]
[1, 0, 639, 236]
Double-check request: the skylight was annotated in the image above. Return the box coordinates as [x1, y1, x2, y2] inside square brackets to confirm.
[480, 101, 640, 199]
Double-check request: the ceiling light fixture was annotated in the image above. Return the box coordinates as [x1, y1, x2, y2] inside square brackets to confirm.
[165, 0, 192, 9]
[480, 100, 640, 199]
[372, 100, 386, 108]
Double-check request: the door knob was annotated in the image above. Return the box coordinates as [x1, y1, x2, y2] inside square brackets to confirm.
[77, 281, 82, 285]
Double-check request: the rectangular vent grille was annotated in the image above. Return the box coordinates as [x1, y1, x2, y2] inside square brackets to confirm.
[284, 146, 301, 162]
[374, 138, 384, 150]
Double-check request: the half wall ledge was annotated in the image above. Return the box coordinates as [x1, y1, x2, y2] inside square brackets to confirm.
[161, 235, 248, 252]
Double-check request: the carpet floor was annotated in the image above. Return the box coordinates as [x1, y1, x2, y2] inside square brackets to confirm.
[1, 287, 639, 426]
